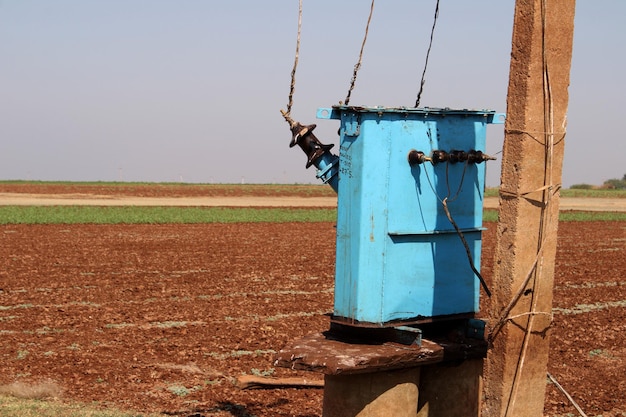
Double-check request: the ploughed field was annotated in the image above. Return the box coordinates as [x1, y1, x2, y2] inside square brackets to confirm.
[0, 184, 624, 416]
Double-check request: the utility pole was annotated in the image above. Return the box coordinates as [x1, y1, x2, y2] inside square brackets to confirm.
[482, 1, 575, 416]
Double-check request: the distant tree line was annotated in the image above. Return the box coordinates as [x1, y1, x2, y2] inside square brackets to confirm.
[570, 173, 626, 190]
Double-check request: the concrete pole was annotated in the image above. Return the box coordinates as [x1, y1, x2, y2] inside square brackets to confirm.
[322, 368, 421, 417]
[482, 1, 575, 416]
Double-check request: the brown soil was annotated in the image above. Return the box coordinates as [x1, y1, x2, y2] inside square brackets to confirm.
[0, 184, 625, 416]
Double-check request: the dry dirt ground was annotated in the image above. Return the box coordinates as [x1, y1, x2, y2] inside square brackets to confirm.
[0, 184, 625, 416]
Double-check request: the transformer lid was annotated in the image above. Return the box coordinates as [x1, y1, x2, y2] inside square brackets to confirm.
[317, 106, 505, 124]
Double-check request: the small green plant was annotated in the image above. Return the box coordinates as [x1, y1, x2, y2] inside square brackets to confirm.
[151, 321, 188, 328]
[250, 368, 275, 377]
[166, 383, 203, 397]
[167, 385, 190, 397]
[0, 304, 34, 311]
[589, 348, 614, 359]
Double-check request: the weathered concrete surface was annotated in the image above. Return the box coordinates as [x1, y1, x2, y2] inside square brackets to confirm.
[274, 333, 443, 375]
[483, 1, 576, 416]
[417, 360, 483, 417]
[323, 369, 421, 417]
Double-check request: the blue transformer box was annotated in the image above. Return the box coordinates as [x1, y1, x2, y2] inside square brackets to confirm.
[316, 106, 504, 326]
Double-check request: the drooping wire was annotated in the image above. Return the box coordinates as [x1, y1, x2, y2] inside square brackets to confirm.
[281, 0, 303, 126]
[344, 0, 375, 106]
[445, 158, 467, 203]
[422, 154, 492, 298]
[441, 197, 491, 297]
[414, 0, 440, 108]
[443, 161, 491, 297]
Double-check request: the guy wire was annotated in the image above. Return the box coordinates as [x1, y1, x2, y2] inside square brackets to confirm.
[547, 373, 589, 417]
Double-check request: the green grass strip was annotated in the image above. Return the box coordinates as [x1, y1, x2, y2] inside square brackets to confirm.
[483, 209, 625, 222]
[484, 187, 626, 198]
[0, 206, 337, 225]
[558, 211, 626, 221]
[0, 206, 623, 225]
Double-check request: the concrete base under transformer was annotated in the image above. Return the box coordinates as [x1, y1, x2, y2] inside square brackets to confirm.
[323, 369, 421, 417]
[275, 330, 486, 417]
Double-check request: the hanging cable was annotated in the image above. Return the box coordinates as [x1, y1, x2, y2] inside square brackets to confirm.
[414, 0, 440, 107]
[441, 197, 492, 297]
[343, 0, 375, 106]
[422, 152, 492, 298]
[445, 157, 467, 203]
[280, 0, 303, 127]
[444, 162, 491, 297]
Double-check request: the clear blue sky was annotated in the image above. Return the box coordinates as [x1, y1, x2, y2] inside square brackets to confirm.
[0, 1, 623, 187]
